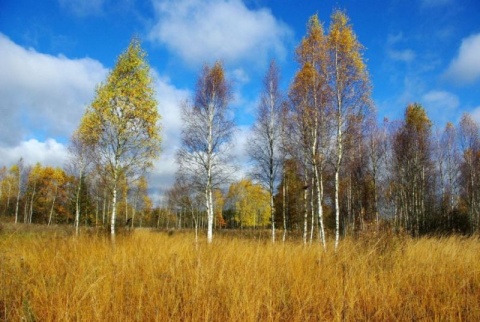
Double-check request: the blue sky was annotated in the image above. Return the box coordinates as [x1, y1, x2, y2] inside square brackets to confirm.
[1, 0, 479, 203]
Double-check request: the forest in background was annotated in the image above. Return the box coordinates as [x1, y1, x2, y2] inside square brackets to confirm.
[1, 11, 480, 244]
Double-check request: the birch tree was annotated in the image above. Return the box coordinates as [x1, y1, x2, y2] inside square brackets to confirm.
[68, 131, 93, 235]
[289, 15, 330, 249]
[1, 168, 10, 216]
[130, 175, 149, 228]
[13, 158, 24, 224]
[177, 61, 235, 243]
[433, 122, 460, 230]
[392, 104, 433, 235]
[77, 38, 161, 238]
[365, 117, 388, 231]
[248, 60, 284, 242]
[327, 11, 372, 250]
[459, 113, 480, 232]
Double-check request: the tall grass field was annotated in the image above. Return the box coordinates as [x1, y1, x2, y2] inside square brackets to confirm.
[1, 224, 479, 321]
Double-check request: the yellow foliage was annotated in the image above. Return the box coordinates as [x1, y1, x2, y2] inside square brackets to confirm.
[77, 38, 161, 173]
[328, 10, 366, 75]
[405, 103, 432, 133]
[227, 179, 271, 228]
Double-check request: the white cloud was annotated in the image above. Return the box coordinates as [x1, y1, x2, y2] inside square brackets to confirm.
[148, 73, 190, 202]
[421, 90, 460, 126]
[232, 125, 250, 163]
[0, 34, 191, 203]
[154, 73, 190, 151]
[149, 0, 292, 67]
[422, 90, 459, 110]
[388, 48, 416, 63]
[231, 68, 250, 85]
[469, 106, 480, 124]
[0, 139, 69, 168]
[444, 33, 480, 85]
[398, 76, 426, 106]
[386, 33, 415, 63]
[0, 33, 108, 147]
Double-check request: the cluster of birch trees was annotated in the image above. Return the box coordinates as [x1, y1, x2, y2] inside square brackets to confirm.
[0, 159, 154, 229]
[169, 11, 480, 248]
[173, 11, 372, 248]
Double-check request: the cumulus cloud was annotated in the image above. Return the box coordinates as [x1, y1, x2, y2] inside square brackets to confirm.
[0, 139, 69, 168]
[444, 33, 480, 85]
[0, 35, 192, 203]
[148, 73, 190, 201]
[0, 35, 184, 189]
[149, 0, 292, 67]
[0, 33, 107, 147]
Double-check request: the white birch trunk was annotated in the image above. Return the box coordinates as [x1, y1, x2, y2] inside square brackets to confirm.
[48, 184, 58, 226]
[206, 187, 213, 243]
[310, 175, 315, 244]
[6, 182, 11, 216]
[334, 121, 343, 251]
[314, 165, 326, 250]
[206, 100, 214, 244]
[269, 82, 276, 244]
[303, 177, 308, 245]
[334, 167, 341, 250]
[111, 169, 118, 238]
[75, 170, 83, 235]
[282, 169, 287, 243]
[14, 169, 21, 224]
[271, 190, 275, 243]
[28, 182, 36, 224]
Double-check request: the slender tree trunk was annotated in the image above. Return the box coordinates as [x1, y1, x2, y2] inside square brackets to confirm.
[29, 182, 36, 224]
[125, 177, 128, 222]
[303, 177, 308, 245]
[95, 195, 99, 228]
[282, 169, 287, 243]
[23, 199, 28, 224]
[192, 208, 199, 245]
[131, 191, 138, 230]
[314, 165, 326, 250]
[14, 171, 21, 224]
[270, 182, 275, 243]
[48, 184, 58, 226]
[75, 171, 82, 235]
[207, 186, 214, 243]
[206, 103, 214, 244]
[6, 183, 11, 216]
[334, 168, 341, 250]
[310, 175, 315, 244]
[334, 116, 343, 250]
[111, 169, 118, 238]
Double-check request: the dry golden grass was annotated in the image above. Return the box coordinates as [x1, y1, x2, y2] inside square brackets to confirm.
[1, 225, 479, 321]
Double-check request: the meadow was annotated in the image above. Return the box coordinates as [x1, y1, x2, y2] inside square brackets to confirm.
[1, 224, 479, 321]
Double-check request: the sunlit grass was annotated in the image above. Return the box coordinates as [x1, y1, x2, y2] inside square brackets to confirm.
[1, 224, 479, 321]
